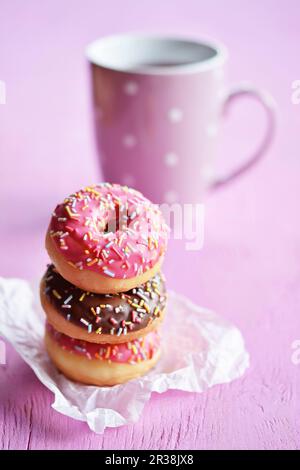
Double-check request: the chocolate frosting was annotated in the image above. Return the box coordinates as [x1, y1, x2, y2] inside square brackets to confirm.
[43, 264, 167, 336]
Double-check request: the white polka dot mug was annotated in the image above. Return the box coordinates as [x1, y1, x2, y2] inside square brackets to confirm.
[86, 34, 275, 204]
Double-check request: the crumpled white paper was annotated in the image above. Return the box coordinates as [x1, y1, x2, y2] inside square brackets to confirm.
[0, 277, 249, 433]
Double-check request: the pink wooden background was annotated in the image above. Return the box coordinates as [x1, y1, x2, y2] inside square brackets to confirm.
[0, 0, 299, 449]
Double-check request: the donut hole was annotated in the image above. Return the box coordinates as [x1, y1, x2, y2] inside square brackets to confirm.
[104, 205, 128, 234]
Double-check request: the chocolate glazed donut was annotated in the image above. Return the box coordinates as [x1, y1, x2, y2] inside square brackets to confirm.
[41, 264, 167, 344]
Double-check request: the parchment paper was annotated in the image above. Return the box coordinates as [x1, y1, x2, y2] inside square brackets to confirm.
[0, 277, 249, 433]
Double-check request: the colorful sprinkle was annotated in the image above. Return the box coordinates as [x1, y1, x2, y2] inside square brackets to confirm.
[52, 289, 62, 299]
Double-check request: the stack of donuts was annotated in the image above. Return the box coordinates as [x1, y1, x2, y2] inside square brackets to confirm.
[40, 183, 169, 386]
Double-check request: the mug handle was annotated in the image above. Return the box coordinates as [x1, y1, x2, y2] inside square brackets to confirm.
[210, 82, 276, 190]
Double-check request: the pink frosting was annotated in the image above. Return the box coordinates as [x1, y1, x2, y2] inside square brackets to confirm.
[49, 183, 169, 279]
[47, 323, 160, 364]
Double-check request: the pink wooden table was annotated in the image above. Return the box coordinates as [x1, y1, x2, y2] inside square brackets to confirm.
[0, 0, 299, 449]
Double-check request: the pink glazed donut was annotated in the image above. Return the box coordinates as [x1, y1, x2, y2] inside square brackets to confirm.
[45, 323, 161, 386]
[46, 183, 169, 293]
